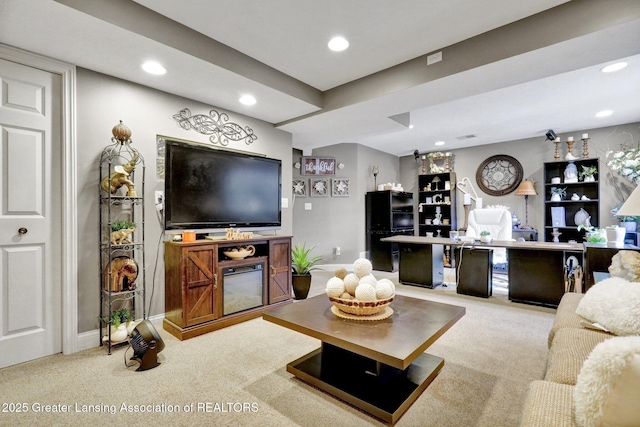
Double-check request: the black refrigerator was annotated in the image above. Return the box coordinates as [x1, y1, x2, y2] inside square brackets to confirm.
[365, 190, 414, 272]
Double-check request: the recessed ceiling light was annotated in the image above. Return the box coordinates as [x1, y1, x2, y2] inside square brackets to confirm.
[435, 141, 445, 146]
[141, 61, 166, 75]
[595, 110, 613, 118]
[328, 36, 349, 52]
[601, 62, 627, 73]
[239, 95, 256, 106]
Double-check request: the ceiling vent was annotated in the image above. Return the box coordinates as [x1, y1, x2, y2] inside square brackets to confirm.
[456, 134, 477, 140]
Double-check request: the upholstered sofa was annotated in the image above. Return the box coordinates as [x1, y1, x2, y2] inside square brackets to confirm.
[519, 252, 640, 427]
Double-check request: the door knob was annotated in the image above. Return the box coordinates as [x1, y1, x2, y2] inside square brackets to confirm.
[18, 227, 28, 235]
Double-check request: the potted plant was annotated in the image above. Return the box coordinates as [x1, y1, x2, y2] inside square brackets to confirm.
[577, 225, 606, 243]
[550, 187, 566, 202]
[291, 243, 323, 300]
[480, 231, 492, 243]
[100, 310, 129, 342]
[579, 165, 598, 182]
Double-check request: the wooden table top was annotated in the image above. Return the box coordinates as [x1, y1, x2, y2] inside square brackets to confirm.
[263, 294, 465, 370]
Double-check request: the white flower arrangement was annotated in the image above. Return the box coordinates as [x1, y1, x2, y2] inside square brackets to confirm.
[606, 147, 640, 185]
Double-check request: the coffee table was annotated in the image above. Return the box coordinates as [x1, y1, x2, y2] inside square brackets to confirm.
[263, 294, 465, 424]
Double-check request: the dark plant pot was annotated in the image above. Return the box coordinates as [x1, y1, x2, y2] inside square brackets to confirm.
[292, 273, 312, 300]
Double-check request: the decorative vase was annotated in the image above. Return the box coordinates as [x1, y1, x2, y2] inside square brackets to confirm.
[583, 175, 595, 182]
[550, 194, 561, 202]
[605, 226, 626, 245]
[480, 235, 492, 243]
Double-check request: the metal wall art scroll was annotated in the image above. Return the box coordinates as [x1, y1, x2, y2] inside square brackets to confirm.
[172, 108, 257, 146]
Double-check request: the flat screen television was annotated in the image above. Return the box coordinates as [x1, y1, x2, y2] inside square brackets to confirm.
[164, 139, 282, 233]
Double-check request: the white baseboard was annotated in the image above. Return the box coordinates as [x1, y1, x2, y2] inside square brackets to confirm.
[75, 314, 165, 352]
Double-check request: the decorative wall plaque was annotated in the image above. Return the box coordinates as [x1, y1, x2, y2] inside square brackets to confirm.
[476, 155, 523, 196]
[301, 157, 336, 175]
[332, 178, 350, 197]
[310, 178, 329, 197]
[172, 108, 257, 146]
[292, 179, 307, 197]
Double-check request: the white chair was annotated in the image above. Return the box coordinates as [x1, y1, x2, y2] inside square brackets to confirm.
[465, 208, 513, 264]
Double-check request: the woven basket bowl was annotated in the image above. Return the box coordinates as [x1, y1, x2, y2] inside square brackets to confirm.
[328, 294, 394, 316]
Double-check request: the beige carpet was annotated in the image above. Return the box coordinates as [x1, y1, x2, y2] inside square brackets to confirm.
[0, 269, 555, 427]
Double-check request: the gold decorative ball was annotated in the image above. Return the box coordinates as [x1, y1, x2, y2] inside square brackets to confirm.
[112, 120, 132, 142]
[334, 267, 348, 280]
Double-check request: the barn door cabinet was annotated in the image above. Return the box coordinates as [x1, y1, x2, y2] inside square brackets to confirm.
[163, 236, 292, 340]
[98, 123, 146, 354]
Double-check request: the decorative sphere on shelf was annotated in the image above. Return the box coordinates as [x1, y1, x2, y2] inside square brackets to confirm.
[353, 258, 373, 278]
[326, 277, 345, 298]
[355, 283, 377, 301]
[343, 273, 360, 295]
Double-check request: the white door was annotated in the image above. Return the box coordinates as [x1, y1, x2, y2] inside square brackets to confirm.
[0, 58, 62, 368]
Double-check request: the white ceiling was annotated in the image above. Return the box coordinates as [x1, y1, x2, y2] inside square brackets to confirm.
[1, 0, 639, 156]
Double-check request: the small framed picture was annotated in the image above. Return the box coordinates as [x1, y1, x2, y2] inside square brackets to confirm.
[292, 179, 307, 197]
[332, 178, 350, 197]
[310, 178, 329, 197]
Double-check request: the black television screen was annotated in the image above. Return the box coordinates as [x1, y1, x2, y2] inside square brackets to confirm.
[164, 139, 282, 232]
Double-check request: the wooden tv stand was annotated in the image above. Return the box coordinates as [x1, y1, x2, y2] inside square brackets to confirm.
[163, 236, 292, 340]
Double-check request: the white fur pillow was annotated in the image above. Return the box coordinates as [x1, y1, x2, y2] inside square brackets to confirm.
[575, 277, 640, 336]
[574, 336, 640, 427]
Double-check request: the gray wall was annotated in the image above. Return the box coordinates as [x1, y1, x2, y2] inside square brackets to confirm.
[76, 68, 293, 333]
[400, 123, 640, 235]
[291, 143, 399, 263]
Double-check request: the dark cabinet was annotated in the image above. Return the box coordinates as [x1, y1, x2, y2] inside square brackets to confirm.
[418, 172, 457, 238]
[543, 158, 599, 242]
[365, 190, 414, 272]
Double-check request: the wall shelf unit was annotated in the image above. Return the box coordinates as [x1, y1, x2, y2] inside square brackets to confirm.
[543, 158, 600, 243]
[418, 172, 457, 238]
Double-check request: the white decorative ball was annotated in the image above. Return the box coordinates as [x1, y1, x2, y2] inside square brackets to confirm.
[325, 277, 345, 298]
[353, 258, 373, 278]
[355, 283, 377, 301]
[343, 273, 360, 296]
[377, 278, 396, 295]
[358, 274, 378, 288]
[340, 292, 353, 300]
[375, 280, 394, 299]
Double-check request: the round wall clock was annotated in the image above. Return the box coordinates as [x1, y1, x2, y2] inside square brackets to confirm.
[476, 155, 523, 196]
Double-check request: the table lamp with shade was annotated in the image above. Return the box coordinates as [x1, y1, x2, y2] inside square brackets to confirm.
[515, 180, 537, 230]
[616, 185, 640, 218]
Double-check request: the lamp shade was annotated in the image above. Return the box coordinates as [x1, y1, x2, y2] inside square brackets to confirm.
[515, 180, 537, 196]
[616, 185, 640, 217]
